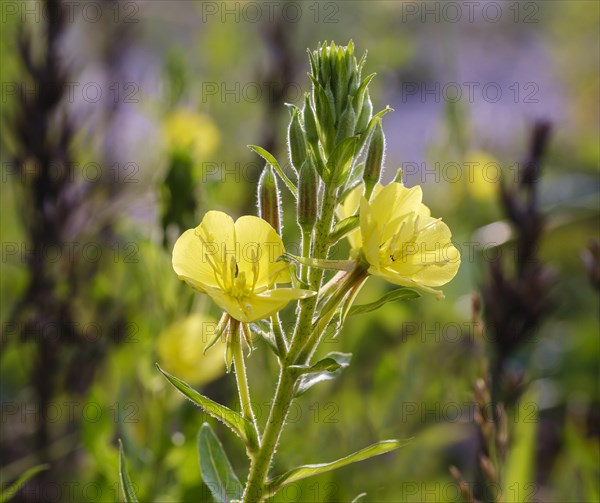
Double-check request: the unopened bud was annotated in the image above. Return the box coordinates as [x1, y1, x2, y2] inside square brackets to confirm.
[335, 97, 356, 145]
[288, 108, 307, 173]
[297, 157, 318, 232]
[363, 120, 385, 198]
[303, 94, 319, 147]
[258, 164, 281, 233]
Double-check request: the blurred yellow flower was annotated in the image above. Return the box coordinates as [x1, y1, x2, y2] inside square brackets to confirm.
[359, 182, 460, 298]
[464, 150, 500, 202]
[172, 211, 314, 322]
[157, 314, 225, 385]
[164, 109, 220, 158]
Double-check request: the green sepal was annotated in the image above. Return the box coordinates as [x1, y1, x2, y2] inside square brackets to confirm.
[156, 364, 259, 451]
[264, 439, 411, 497]
[118, 440, 139, 503]
[348, 288, 420, 317]
[292, 352, 352, 396]
[0, 464, 49, 503]
[248, 145, 297, 199]
[197, 423, 243, 503]
[328, 215, 360, 244]
[204, 312, 229, 354]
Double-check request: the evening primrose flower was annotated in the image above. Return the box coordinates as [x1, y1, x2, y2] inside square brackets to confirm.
[172, 211, 314, 323]
[157, 314, 226, 385]
[164, 109, 220, 158]
[336, 181, 460, 298]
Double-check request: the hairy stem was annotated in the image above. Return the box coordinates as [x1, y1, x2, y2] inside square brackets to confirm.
[233, 324, 259, 450]
[242, 185, 338, 502]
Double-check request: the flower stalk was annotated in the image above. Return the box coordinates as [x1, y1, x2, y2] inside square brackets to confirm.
[158, 41, 461, 503]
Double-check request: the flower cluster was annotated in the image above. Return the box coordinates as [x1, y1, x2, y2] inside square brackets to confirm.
[163, 41, 461, 503]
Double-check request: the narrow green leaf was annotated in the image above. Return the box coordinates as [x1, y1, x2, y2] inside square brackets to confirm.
[118, 440, 139, 503]
[265, 439, 410, 496]
[353, 73, 375, 115]
[325, 136, 359, 187]
[156, 364, 258, 451]
[348, 288, 420, 317]
[0, 464, 49, 503]
[198, 423, 243, 503]
[248, 145, 297, 199]
[294, 352, 352, 396]
[351, 493, 367, 503]
[328, 215, 360, 244]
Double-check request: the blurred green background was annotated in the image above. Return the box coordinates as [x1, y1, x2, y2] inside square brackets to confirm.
[1, 1, 598, 502]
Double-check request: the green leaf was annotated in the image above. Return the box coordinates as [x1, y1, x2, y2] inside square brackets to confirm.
[353, 73, 375, 115]
[293, 352, 352, 396]
[0, 464, 49, 503]
[118, 440, 139, 503]
[503, 389, 539, 501]
[198, 423, 243, 503]
[156, 364, 258, 451]
[265, 439, 410, 497]
[328, 215, 359, 244]
[248, 145, 297, 199]
[325, 136, 359, 187]
[348, 288, 420, 316]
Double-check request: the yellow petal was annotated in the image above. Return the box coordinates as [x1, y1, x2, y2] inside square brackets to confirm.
[359, 196, 381, 268]
[202, 286, 314, 323]
[172, 228, 222, 291]
[234, 215, 290, 287]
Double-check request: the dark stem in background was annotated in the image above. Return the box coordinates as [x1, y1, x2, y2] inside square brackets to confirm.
[469, 121, 554, 503]
[257, 12, 297, 155]
[483, 120, 555, 409]
[2, 0, 132, 499]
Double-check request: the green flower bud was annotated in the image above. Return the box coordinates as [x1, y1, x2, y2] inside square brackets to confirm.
[303, 93, 319, 147]
[258, 164, 281, 233]
[297, 156, 318, 232]
[355, 93, 372, 134]
[288, 108, 307, 173]
[335, 97, 356, 145]
[363, 120, 385, 199]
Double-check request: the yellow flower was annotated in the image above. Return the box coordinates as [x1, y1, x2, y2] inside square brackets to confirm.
[164, 109, 220, 158]
[157, 314, 226, 385]
[360, 182, 460, 298]
[337, 181, 460, 298]
[464, 150, 500, 202]
[172, 211, 314, 322]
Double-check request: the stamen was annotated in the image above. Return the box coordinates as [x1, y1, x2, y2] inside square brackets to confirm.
[250, 247, 259, 292]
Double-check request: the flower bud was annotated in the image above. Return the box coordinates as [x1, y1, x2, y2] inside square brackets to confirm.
[363, 120, 385, 198]
[335, 97, 356, 145]
[303, 93, 319, 147]
[258, 164, 281, 233]
[288, 108, 307, 173]
[297, 156, 318, 232]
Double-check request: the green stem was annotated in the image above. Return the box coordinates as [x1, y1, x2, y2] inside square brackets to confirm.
[232, 325, 259, 446]
[271, 314, 287, 358]
[242, 186, 338, 502]
[288, 184, 338, 363]
[242, 369, 296, 502]
[300, 228, 312, 284]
